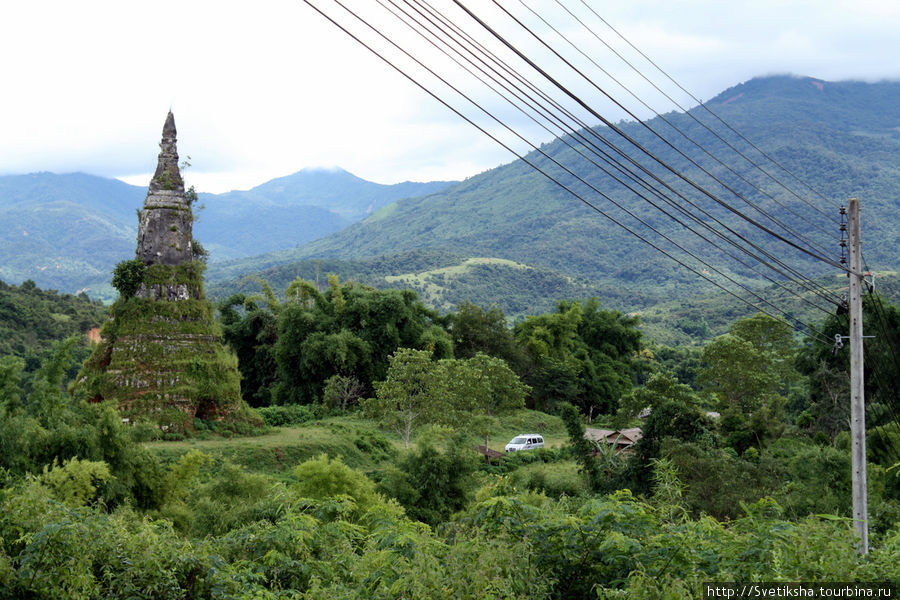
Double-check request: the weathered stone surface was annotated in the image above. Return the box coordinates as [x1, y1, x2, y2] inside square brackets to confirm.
[136, 282, 191, 301]
[149, 111, 184, 194]
[136, 112, 193, 267]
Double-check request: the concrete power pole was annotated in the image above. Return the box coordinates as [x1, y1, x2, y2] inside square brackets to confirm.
[847, 197, 868, 554]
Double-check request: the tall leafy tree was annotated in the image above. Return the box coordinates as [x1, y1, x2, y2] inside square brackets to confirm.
[363, 348, 446, 448]
[447, 352, 529, 451]
[448, 301, 525, 369]
[699, 313, 797, 451]
[514, 298, 642, 417]
[274, 277, 451, 405]
[797, 293, 900, 440]
[218, 293, 279, 407]
[623, 372, 715, 493]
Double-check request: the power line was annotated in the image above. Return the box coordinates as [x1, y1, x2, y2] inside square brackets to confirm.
[300, 0, 838, 344]
[466, 0, 844, 271]
[515, 0, 838, 252]
[449, 0, 849, 305]
[572, 0, 841, 217]
[391, 0, 839, 316]
[400, 0, 844, 308]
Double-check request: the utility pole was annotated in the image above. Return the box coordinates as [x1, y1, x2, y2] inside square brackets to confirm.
[847, 197, 868, 554]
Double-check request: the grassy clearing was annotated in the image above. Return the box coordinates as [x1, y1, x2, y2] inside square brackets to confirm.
[144, 416, 399, 476]
[384, 257, 531, 284]
[143, 408, 568, 476]
[484, 409, 567, 452]
[385, 257, 532, 307]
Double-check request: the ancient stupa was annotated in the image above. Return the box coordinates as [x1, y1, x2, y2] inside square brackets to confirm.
[77, 112, 244, 429]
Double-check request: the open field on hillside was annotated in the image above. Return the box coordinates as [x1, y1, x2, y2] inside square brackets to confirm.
[143, 410, 570, 476]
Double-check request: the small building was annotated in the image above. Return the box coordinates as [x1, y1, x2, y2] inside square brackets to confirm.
[584, 427, 643, 453]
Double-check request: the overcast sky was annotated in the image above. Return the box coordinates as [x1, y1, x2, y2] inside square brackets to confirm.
[2, 0, 899, 193]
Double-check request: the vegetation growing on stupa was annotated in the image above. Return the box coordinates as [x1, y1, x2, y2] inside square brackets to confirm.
[75, 112, 252, 431]
[78, 261, 246, 430]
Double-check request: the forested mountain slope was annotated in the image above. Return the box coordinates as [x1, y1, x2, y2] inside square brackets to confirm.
[193, 168, 454, 261]
[0, 173, 144, 296]
[214, 76, 900, 316]
[0, 278, 107, 360]
[0, 169, 454, 299]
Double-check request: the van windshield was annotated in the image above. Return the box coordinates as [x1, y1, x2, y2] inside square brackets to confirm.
[510, 437, 528, 444]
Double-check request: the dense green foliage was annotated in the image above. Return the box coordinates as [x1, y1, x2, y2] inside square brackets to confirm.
[0, 279, 106, 362]
[515, 298, 644, 416]
[2, 294, 900, 597]
[0, 338, 164, 509]
[362, 348, 528, 448]
[219, 292, 280, 407]
[217, 278, 642, 428]
[2, 436, 896, 598]
[272, 277, 451, 405]
[377, 430, 480, 525]
[110, 258, 146, 299]
[698, 314, 799, 452]
[76, 261, 249, 431]
[797, 292, 900, 438]
[447, 300, 525, 365]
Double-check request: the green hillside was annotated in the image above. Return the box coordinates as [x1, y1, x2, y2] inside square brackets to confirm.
[211, 76, 900, 320]
[193, 168, 454, 261]
[0, 278, 108, 360]
[0, 169, 455, 298]
[206, 248, 671, 323]
[0, 173, 144, 298]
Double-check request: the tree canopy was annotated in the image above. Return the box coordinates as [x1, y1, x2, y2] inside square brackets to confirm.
[514, 298, 642, 416]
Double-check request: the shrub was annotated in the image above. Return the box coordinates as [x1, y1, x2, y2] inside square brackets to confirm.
[508, 460, 588, 498]
[293, 454, 381, 515]
[377, 433, 479, 525]
[111, 259, 146, 299]
[258, 404, 318, 427]
[39, 457, 113, 507]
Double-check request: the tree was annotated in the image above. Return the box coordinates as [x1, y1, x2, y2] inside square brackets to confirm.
[448, 301, 525, 369]
[698, 313, 796, 451]
[377, 431, 479, 525]
[322, 374, 365, 411]
[797, 293, 900, 439]
[111, 258, 146, 299]
[730, 312, 802, 398]
[625, 373, 715, 493]
[363, 348, 445, 448]
[218, 293, 279, 406]
[447, 352, 529, 451]
[514, 298, 642, 417]
[274, 277, 451, 405]
[616, 371, 701, 427]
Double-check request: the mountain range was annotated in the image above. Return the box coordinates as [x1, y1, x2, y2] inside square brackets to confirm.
[0, 168, 453, 300]
[3, 75, 899, 341]
[207, 76, 900, 329]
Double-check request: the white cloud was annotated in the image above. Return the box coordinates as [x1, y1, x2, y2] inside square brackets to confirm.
[1, 0, 898, 192]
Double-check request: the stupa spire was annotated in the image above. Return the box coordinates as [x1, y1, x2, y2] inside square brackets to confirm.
[149, 111, 184, 193]
[136, 112, 193, 266]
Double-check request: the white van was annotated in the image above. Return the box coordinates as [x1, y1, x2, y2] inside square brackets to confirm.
[505, 434, 545, 452]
